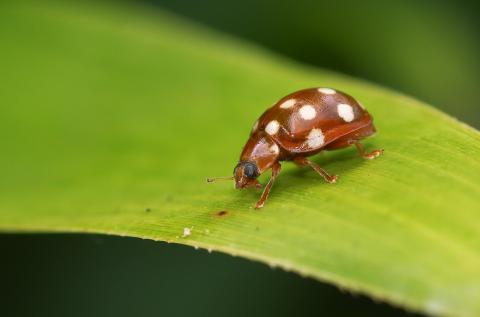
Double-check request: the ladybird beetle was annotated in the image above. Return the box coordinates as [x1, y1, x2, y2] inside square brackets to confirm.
[208, 87, 383, 209]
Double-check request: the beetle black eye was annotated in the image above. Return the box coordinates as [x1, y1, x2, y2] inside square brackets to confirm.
[243, 162, 258, 179]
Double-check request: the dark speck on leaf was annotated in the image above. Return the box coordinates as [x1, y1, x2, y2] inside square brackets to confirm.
[216, 210, 228, 217]
[145, 208, 151, 212]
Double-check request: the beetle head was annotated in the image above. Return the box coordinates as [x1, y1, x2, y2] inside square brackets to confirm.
[233, 161, 262, 189]
[207, 132, 279, 189]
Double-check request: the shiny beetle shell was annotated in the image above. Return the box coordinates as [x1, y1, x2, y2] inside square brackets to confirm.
[250, 87, 374, 158]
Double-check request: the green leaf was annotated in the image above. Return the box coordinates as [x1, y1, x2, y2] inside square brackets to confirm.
[1, 1, 480, 316]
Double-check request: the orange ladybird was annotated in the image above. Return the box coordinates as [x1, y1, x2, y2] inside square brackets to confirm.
[209, 87, 383, 208]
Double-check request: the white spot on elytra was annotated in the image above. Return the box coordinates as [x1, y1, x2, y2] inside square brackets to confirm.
[269, 143, 279, 155]
[182, 227, 192, 237]
[265, 120, 280, 135]
[337, 103, 355, 122]
[299, 105, 316, 120]
[279, 99, 296, 109]
[318, 87, 336, 95]
[306, 128, 325, 148]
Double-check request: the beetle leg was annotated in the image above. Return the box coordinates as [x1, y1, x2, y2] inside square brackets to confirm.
[353, 141, 383, 160]
[255, 162, 281, 209]
[294, 157, 337, 183]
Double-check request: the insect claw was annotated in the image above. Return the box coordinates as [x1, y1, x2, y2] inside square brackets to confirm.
[255, 202, 264, 209]
[328, 175, 338, 183]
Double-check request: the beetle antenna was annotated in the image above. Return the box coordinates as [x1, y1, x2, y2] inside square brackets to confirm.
[206, 176, 234, 183]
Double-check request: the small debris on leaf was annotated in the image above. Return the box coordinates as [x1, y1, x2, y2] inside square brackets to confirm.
[216, 210, 228, 217]
[182, 227, 192, 237]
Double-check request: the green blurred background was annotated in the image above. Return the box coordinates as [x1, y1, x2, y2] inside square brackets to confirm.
[1, 0, 479, 316]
